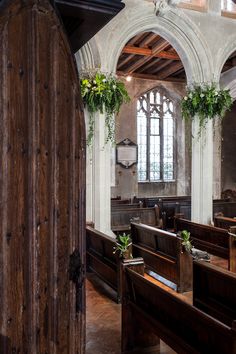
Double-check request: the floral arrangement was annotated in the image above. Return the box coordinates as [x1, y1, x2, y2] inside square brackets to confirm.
[80, 71, 130, 146]
[113, 233, 132, 259]
[181, 83, 233, 136]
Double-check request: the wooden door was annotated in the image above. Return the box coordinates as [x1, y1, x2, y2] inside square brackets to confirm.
[0, 0, 86, 353]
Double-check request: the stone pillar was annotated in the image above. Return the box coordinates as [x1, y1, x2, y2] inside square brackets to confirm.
[93, 112, 114, 236]
[191, 119, 213, 224]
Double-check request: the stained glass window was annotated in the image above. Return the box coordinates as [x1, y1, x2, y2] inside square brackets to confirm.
[137, 89, 175, 182]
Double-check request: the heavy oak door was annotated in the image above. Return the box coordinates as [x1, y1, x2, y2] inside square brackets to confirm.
[0, 0, 86, 353]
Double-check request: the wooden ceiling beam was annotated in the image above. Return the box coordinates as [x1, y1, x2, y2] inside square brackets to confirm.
[138, 32, 159, 47]
[149, 60, 173, 74]
[122, 45, 180, 60]
[117, 71, 185, 82]
[117, 54, 136, 70]
[157, 62, 184, 80]
[138, 58, 161, 73]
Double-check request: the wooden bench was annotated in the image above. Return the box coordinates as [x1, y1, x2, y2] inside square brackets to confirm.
[193, 260, 236, 327]
[174, 217, 236, 272]
[121, 259, 236, 354]
[213, 201, 236, 218]
[111, 198, 131, 205]
[133, 195, 191, 228]
[111, 201, 143, 210]
[111, 205, 161, 233]
[131, 222, 192, 292]
[214, 215, 236, 229]
[86, 226, 121, 301]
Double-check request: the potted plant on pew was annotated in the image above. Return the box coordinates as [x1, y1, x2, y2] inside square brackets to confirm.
[180, 230, 210, 261]
[180, 230, 193, 253]
[113, 233, 133, 259]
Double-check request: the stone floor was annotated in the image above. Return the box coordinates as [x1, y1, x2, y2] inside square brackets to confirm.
[86, 273, 176, 354]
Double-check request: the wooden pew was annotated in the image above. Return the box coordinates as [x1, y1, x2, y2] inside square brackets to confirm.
[133, 195, 191, 228]
[213, 201, 236, 218]
[131, 222, 192, 292]
[174, 217, 236, 272]
[111, 198, 131, 205]
[111, 201, 143, 210]
[121, 260, 236, 354]
[86, 226, 121, 301]
[111, 205, 161, 233]
[214, 215, 236, 229]
[193, 260, 236, 327]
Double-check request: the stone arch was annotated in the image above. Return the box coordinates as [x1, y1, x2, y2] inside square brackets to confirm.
[215, 34, 236, 83]
[100, 6, 213, 84]
[75, 37, 101, 72]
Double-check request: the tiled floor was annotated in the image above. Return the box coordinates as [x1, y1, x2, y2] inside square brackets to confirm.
[86, 273, 176, 354]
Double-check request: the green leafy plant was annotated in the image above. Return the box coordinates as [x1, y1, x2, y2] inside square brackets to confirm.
[180, 230, 192, 253]
[80, 71, 130, 146]
[113, 233, 132, 259]
[181, 83, 233, 136]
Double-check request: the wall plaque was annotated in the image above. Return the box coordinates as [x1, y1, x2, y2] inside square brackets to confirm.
[116, 138, 138, 168]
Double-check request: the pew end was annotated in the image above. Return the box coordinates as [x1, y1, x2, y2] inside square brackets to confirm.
[121, 258, 161, 354]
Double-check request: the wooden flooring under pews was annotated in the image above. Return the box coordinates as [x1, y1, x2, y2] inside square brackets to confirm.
[86, 255, 228, 354]
[86, 273, 186, 354]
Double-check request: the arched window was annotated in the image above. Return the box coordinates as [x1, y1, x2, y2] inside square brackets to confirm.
[137, 88, 175, 182]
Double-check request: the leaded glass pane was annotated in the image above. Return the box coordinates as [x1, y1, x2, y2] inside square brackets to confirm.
[150, 135, 160, 181]
[163, 110, 174, 180]
[151, 118, 159, 135]
[137, 107, 147, 181]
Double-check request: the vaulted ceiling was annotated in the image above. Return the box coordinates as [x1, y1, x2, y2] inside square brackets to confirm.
[117, 31, 236, 82]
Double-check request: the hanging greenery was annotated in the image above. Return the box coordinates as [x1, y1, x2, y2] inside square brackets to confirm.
[80, 71, 130, 146]
[181, 83, 233, 136]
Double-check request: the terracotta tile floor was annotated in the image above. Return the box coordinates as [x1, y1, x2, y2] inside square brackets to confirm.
[86, 273, 176, 354]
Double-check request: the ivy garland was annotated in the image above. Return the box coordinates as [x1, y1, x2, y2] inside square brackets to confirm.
[181, 83, 233, 136]
[80, 71, 130, 146]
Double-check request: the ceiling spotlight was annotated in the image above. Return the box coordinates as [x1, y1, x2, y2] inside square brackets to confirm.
[126, 75, 132, 82]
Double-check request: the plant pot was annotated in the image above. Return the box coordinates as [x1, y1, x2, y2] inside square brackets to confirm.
[122, 245, 133, 260]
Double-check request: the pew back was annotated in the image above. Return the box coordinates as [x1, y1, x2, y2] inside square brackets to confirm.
[193, 260, 236, 327]
[86, 226, 119, 297]
[174, 217, 230, 258]
[131, 222, 192, 292]
[111, 205, 161, 233]
[174, 217, 236, 272]
[214, 215, 236, 229]
[122, 267, 236, 354]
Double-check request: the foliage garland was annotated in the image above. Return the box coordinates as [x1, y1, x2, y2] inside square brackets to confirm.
[80, 71, 130, 146]
[181, 83, 233, 136]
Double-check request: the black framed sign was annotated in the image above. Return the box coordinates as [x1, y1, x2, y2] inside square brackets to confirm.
[116, 138, 138, 168]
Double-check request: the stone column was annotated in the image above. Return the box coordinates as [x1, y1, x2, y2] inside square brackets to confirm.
[191, 119, 213, 224]
[93, 112, 114, 236]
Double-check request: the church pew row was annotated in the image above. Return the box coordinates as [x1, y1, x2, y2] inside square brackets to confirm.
[214, 215, 236, 229]
[131, 222, 192, 293]
[111, 205, 162, 233]
[134, 195, 191, 229]
[193, 260, 236, 327]
[174, 217, 236, 272]
[111, 201, 143, 210]
[121, 259, 236, 354]
[86, 226, 121, 302]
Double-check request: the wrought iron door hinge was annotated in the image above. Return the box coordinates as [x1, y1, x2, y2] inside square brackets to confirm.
[69, 249, 85, 313]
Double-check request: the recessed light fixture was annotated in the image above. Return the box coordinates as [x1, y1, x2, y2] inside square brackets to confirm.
[126, 75, 132, 82]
